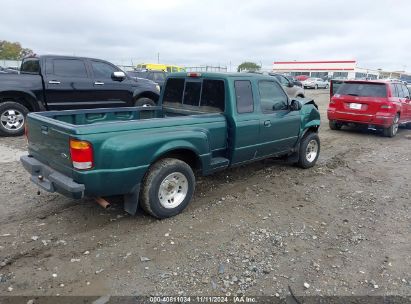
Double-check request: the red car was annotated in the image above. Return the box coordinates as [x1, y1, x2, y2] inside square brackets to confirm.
[327, 80, 411, 137]
[295, 75, 310, 81]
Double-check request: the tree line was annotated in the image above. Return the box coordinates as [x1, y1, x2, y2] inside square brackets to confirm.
[0, 40, 33, 60]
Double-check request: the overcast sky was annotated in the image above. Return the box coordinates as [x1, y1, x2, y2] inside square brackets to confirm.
[1, 0, 410, 71]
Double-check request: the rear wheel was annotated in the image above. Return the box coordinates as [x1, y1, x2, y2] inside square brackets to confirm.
[297, 132, 320, 169]
[140, 158, 195, 219]
[0, 101, 29, 136]
[135, 97, 156, 107]
[383, 114, 399, 137]
[329, 120, 342, 130]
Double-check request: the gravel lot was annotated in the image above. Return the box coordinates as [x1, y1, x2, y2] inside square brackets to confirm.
[0, 90, 410, 299]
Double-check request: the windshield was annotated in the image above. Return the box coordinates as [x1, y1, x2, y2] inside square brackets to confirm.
[337, 82, 387, 97]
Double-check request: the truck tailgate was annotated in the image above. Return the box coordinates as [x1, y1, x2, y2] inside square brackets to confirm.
[26, 114, 73, 177]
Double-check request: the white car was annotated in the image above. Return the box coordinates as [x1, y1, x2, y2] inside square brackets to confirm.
[302, 78, 329, 89]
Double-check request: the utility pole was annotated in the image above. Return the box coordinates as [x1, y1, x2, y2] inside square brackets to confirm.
[157, 53, 160, 64]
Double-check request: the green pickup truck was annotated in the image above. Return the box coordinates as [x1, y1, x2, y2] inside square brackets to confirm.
[21, 72, 321, 219]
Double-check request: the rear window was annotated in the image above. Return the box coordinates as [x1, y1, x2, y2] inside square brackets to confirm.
[235, 80, 254, 113]
[337, 83, 387, 98]
[20, 58, 40, 74]
[331, 80, 345, 96]
[163, 78, 225, 112]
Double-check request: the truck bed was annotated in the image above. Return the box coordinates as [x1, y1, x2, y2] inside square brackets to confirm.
[34, 106, 222, 133]
[26, 106, 228, 193]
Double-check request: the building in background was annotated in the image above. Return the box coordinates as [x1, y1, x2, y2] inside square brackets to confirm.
[272, 60, 410, 81]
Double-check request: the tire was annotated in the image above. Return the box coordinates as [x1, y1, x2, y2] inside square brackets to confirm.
[383, 114, 399, 137]
[329, 120, 342, 130]
[140, 158, 195, 219]
[297, 132, 320, 169]
[135, 97, 156, 107]
[325, 84, 329, 89]
[0, 101, 29, 136]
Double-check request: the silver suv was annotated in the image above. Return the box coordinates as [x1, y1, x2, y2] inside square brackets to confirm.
[270, 73, 305, 98]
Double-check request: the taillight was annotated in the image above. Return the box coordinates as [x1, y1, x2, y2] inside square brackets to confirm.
[69, 139, 93, 170]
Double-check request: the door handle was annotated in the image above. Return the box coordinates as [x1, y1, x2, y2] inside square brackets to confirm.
[94, 81, 104, 85]
[263, 120, 271, 127]
[48, 80, 60, 84]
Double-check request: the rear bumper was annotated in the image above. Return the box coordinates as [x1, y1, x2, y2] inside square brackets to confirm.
[20, 155, 85, 199]
[327, 108, 394, 128]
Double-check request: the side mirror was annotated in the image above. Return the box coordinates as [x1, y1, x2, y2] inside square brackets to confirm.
[290, 99, 302, 111]
[287, 81, 294, 87]
[111, 71, 126, 81]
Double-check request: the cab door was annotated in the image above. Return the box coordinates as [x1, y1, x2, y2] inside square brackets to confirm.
[89, 60, 134, 107]
[257, 80, 300, 157]
[44, 57, 95, 110]
[230, 80, 260, 164]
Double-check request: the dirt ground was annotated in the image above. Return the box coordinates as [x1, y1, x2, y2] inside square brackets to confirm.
[0, 90, 410, 300]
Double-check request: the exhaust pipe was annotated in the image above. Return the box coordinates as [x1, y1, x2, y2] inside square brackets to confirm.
[95, 197, 111, 209]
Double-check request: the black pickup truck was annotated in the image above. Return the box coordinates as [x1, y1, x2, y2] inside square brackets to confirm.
[0, 55, 160, 136]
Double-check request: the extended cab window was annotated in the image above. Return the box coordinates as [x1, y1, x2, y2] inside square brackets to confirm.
[163, 78, 225, 112]
[20, 59, 40, 74]
[235, 80, 254, 113]
[259, 81, 288, 113]
[91, 61, 118, 79]
[53, 59, 88, 78]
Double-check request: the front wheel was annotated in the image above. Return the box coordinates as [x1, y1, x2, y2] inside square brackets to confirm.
[135, 97, 156, 107]
[140, 158, 195, 219]
[297, 132, 320, 169]
[0, 101, 29, 136]
[383, 114, 399, 137]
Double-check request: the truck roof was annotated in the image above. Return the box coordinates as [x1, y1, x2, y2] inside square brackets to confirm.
[23, 54, 112, 62]
[169, 71, 276, 80]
